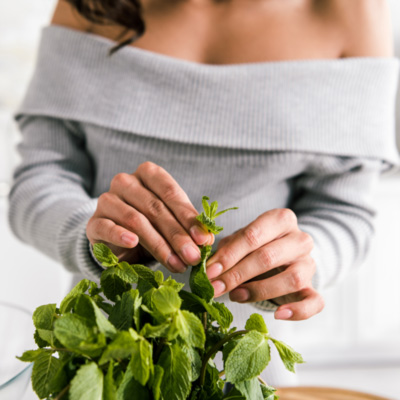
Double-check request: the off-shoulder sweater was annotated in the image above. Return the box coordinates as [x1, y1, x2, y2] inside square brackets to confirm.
[7, 24, 400, 383]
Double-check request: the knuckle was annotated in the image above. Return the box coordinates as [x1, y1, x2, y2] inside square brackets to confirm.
[257, 247, 277, 268]
[242, 226, 262, 248]
[163, 183, 180, 203]
[289, 269, 306, 291]
[152, 240, 168, 262]
[299, 231, 314, 252]
[124, 210, 142, 231]
[218, 247, 236, 269]
[111, 172, 131, 190]
[228, 269, 243, 288]
[146, 198, 165, 219]
[277, 208, 297, 227]
[138, 161, 158, 175]
[98, 192, 113, 206]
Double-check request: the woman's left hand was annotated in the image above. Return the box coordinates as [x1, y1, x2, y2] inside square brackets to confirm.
[205, 208, 324, 321]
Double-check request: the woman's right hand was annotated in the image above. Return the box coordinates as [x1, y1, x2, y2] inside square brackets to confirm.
[86, 162, 214, 273]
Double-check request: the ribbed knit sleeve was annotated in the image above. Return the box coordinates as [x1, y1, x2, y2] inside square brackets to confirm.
[8, 116, 102, 281]
[292, 155, 383, 290]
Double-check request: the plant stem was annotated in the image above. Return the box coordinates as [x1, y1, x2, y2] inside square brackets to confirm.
[199, 330, 248, 386]
[54, 384, 70, 400]
[257, 375, 269, 387]
[202, 312, 207, 331]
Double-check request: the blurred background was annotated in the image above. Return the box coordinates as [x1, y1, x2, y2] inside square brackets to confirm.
[1, 1, 400, 399]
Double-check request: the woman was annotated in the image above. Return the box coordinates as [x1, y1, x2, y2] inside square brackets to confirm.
[8, 0, 399, 386]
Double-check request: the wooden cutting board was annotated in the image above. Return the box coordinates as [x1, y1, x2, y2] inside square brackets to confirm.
[275, 387, 392, 400]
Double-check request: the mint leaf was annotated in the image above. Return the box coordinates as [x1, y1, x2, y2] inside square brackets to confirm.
[128, 338, 153, 386]
[152, 286, 182, 315]
[131, 264, 159, 288]
[103, 361, 117, 400]
[101, 267, 131, 301]
[116, 367, 151, 400]
[196, 213, 223, 234]
[33, 304, 57, 330]
[175, 310, 205, 349]
[189, 245, 214, 302]
[260, 384, 277, 400]
[158, 343, 191, 400]
[149, 365, 164, 400]
[99, 330, 139, 365]
[235, 377, 264, 400]
[245, 313, 268, 334]
[93, 243, 119, 267]
[211, 300, 233, 330]
[109, 289, 141, 331]
[60, 279, 90, 314]
[213, 206, 238, 219]
[225, 331, 271, 383]
[271, 338, 304, 373]
[181, 345, 202, 382]
[31, 352, 61, 399]
[160, 276, 185, 292]
[115, 261, 139, 284]
[17, 349, 47, 362]
[202, 196, 211, 216]
[69, 362, 103, 400]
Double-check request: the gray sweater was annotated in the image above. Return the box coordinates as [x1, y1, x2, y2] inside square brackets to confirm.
[7, 24, 400, 383]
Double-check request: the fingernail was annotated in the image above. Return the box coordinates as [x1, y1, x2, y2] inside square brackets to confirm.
[275, 308, 293, 320]
[121, 233, 137, 246]
[206, 263, 223, 279]
[167, 254, 187, 273]
[230, 288, 250, 302]
[211, 280, 226, 297]
[181, 244, 201, 265]
[190, 225, 209, 245]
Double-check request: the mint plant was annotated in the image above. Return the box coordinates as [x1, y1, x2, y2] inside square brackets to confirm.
[18, 196, 304, 399]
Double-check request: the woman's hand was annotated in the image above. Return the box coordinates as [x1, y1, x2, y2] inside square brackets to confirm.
[205, 208, 324, 321]
[86, 162, 214, 272]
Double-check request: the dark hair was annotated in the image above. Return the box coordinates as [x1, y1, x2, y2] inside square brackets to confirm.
[65, 0, 146, 55]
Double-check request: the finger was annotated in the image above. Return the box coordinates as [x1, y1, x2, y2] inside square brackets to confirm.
[109, 178, 203, 266]
[226, 258, 316, 302]
[96, 192, 187, 273]
[87, 216, 139, 248]
[205, 208, 300, 272]
[207, 230, 313, 290]
[274, 288, 325, 321]
[134, 163, 214, 245]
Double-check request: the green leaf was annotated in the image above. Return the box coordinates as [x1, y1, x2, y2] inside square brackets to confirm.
[109, 289, 141, 331]
[116, 367, 151, 400]
[139, 320, 176, 340]
[222, 338, 240, 364]
[54, 314, 105, 357]
[149, 365, 164, 400]
[260, 384, 277, 400]
[235, 377, 264, 400]
[69, 362, 103, 400]
[103, 361, 117, 400]
[213, 207, 238, 219]
[202, 196, 211, 217]
[34, 329, 48, 348]
[115, 261, 139, 284]
[75, 295, 117, 339]
[158, 343, 191, 400]
[160, 276, 185, 292]
[128, 339, 153, 386]
[33, 304, 57, 330]
[225, 331, 271, 383]
[101, 267, 132, 301]
[196, 213, 223, 235]
[93, 243, 119, 267]
[175, 310, 205, 348]
[60, 279, 90, 314]
[99, 329, 140, 365]
[245, 313, 268, 334]
[210, 200, 218, 217]
[152, 286, 182, 315]
[189, 245, 214, 302]
[17, 349, 47, 362]
[181, 345, 202, 382]
[271, 338, 304, 373]
[31, 352, 61, 399]
[212, 300, 233, 330]
[131, 264, 159, 288]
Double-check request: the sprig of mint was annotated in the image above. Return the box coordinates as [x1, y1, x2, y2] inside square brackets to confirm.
[18, 196, 304, 399]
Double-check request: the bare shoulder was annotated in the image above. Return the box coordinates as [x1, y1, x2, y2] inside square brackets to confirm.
[329, 0, 394, 57]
